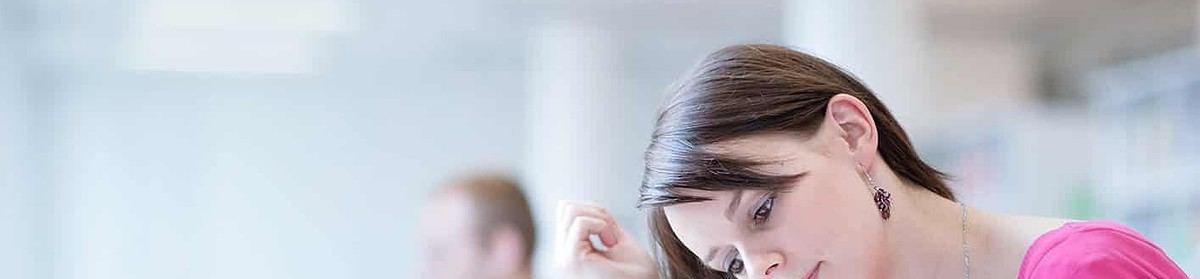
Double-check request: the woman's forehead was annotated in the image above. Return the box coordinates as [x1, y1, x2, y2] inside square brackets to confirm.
[663, 190, 735, 221]
[662, 194, 737, 256]
[662, 189, 759, 229]
[707, 133, 829, 163]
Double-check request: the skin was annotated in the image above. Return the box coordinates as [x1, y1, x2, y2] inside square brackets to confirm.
[554, 200, 657, 279]
[419, 190, 532, 279]
[556, 94, 1072, 279]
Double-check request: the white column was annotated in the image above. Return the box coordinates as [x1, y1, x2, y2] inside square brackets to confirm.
[782, 0, 933, 137]
[0, 26, 38, 279]
[523, 17, 651, 278]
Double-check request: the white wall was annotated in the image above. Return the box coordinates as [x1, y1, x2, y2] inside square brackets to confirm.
[0, 25, 40, 279]
[32, 0, 529, 278]
[48, 86, 526, 279]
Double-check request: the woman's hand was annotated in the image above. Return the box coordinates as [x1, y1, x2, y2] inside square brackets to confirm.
[554, 201, 658, 279]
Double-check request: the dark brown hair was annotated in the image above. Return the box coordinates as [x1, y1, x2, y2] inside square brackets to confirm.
[638, 44, 953, 278]
[443, 173, 537, 267]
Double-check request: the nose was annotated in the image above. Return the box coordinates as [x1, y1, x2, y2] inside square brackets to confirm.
[744, 253, 784, 279]
[764, 263, 780, 276]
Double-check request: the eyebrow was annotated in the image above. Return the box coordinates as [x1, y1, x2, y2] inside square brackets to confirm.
[722, 190, 745, 222]
[705, 190, 747, 269]
[703, 246, 721, 270]
[703, 172, 808, 268]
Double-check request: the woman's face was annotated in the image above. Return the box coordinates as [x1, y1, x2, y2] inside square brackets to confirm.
[663, 129, 888, 279]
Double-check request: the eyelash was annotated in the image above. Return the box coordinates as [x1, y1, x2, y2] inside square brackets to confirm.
[752, 194, 775, 224]
[724, 194, 777, 276]
[726, 257, 745, 275]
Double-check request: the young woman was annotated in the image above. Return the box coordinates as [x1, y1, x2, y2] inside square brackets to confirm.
[554, 44, 1189, 279]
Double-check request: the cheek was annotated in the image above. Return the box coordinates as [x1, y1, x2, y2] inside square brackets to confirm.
[769, 186, 844, 256]
[771, 172, 882, 259]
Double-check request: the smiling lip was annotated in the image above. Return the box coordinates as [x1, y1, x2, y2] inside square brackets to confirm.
[803, 261, 823, 279]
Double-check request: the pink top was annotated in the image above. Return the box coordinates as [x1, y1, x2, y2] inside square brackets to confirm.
[1018, 221, 1189, 279]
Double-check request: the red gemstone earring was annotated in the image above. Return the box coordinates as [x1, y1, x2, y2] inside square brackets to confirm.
[860, 164, 892, 220]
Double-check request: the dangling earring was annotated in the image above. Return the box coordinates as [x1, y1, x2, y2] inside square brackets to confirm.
[860, 163, 892, 220]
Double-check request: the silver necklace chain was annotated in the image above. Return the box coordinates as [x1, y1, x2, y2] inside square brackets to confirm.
[961, 202, 970, 279]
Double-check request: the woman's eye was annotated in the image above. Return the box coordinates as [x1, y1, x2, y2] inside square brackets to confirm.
[726, 257, 745, 274]
[752, 195, 775, 223]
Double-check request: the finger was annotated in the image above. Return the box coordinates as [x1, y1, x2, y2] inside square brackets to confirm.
[563, 215, 608, 258]
[556, 201, 587, 249]
[560, 202, 622, 246]
[555, 202, 608, 254]
[558, 202, 606, 237]
[558, 201, 604, 233]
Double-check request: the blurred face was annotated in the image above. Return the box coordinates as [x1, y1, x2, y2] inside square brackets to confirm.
[663, 130, 888, 279]
[418, 191, 489, 279]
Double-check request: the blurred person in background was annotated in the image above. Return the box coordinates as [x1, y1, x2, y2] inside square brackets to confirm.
[554, 44, 1189, 279]
[419, 172, 536, 279]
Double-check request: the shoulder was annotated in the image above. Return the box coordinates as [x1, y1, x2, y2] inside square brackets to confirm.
[1018, 221, 1188, 279]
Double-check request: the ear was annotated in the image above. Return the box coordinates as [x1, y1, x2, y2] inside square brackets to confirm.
[485, 226, 526, 274]
[825, 94, 879, 168]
